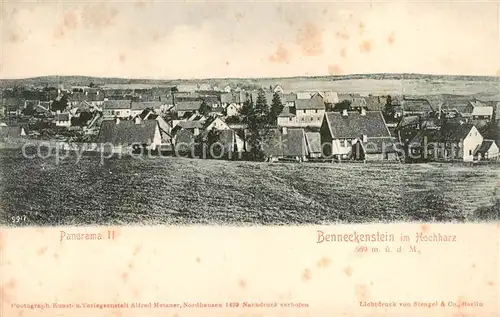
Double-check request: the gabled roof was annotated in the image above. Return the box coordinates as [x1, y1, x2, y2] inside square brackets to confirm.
[364, 95, 387, 111]
[175, 100, 201, 111]
[427, 123, 476, 143]
[351, 97, 367, 108]
[295, 96, 325, 110]
[103, 100, 131, 110]
[96, 120, 158, 145]
[263, 128, 308, 157]
[474, 140, 497, 155]
[176, 120, 204, 129]
[323, 111, 391, 139]
[400, 98, 433, 113]
[131, 101, 163, 110]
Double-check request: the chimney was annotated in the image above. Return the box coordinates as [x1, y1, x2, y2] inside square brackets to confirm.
[282, 127, 288, 135]
[360, 108, 366, 116]
[342, 109, 348, 117]
[116, 117, 120, 125]
[362, 134, 368, 143]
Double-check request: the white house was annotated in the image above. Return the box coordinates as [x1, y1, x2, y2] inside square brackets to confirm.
[223, 85, 232, 93]
[55, 112, 72, 127]
[102, 100, 132, 119]
[273, 85, 284, 94]
[294, 93, 326, 127]
[226, 103, 241, 117]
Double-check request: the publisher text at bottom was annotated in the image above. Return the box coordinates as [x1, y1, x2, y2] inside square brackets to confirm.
[360, 301, 484, 308]
[11, 302, 310, 310]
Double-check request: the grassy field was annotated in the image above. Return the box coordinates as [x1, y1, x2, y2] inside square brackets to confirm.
[0, 149, 499, 226]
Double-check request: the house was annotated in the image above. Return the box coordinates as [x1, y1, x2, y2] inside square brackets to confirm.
[102, 100, 132, 118]
[130, 101, 164, 117]
[320, 109, 398, 161]
[174, 100, 202, 118]
[350, 97, 367, 110]
[96, 119, 164, 151]
[224, 85, 232, 93]
[199, 117, 245, 151]
[55, 112, 71, 127]
[315, 91, 338, 105]
[172, 128, 196, 156]
[474, 140, 499, 161]
[396, 98, 434, 116]
[277, 106, 297, 127]
[364, 95, 387, 111]
[134, 109, 172, 143]
[282, 93, 297, 107]
[171, 120, 205, 137]
[296, 92, 313, 100]
[408, 123, 483, 162]
[294, 93, 325, 127]
[263, 128, 309, 161]
[470, 106, 494, 121]
[226, 103, 242, 117]
[0, 125, 27, 140]
[274, 85, 284, 94]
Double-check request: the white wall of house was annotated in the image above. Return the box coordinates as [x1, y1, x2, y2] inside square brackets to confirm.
[295, 109, 325, 126]
[206, 118, 230, 131]
[485, 142, 500, 159]
[277, 116, 297, 127]
[226, 103, 241, 117]
[56, 120, 71, 127]
[462, 126, 483, 161]
[104, 109, 131, 118]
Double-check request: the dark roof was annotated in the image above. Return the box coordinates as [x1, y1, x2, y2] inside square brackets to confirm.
[474, 140, 496, 155]
[263, 128, 308, 157]
[96, 120, 158, 145]
[131, 101, 163, 110]
[103, 100, 131, 110]
[364, 96, 387, 111]
[176, 120, 204, 129]
[295, 96, 325, 110]
[323, 111, 391, 139]
[173, 129, 195, 148]
[175, 100, 201, 111]
[428, 123, 475, 142]
[400, 98, 433, 113]
[305, 132, 321, 153]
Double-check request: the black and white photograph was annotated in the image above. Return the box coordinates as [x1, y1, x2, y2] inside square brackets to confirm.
[1, 0, 499, 226]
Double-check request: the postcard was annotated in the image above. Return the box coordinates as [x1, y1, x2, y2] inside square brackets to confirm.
[0, 1, 499, 317]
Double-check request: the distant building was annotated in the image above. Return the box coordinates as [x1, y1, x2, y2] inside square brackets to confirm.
[55, 112, 71, 127]
[273, 85, 284, 94]
[102, 100, 132, 119]
[320, 110, 398, 161]
[409, 122, 483, 162]
[474, 140, 499, 161]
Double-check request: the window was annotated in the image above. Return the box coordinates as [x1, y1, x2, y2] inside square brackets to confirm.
[469, 150, 472, 155]
[340, 140, 346, 147]
[315, 110, 318, 113]
[310, 117, 313, 121]
[347, 140, 352, 146]
[303, 110, 306, 114]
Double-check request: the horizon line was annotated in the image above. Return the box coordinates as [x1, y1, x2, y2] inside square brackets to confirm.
[1, 72, 500, 83]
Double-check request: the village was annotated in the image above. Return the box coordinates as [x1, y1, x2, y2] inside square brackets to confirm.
[0, 81, 499, 163]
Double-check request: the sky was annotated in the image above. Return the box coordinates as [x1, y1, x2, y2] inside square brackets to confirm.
[1, 0, 499, 79]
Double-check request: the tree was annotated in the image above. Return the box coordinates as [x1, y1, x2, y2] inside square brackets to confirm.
[198, 100, 211, 116]
[50, 95, 69, 112]
[332, 100, 352, 112]
[240, 90, 271, 161]
[383, 95, 395, 122]
[269, 92, 284, 125]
